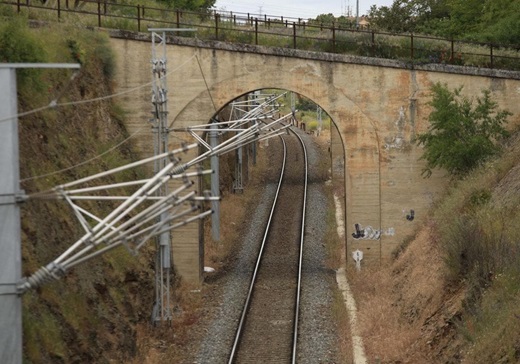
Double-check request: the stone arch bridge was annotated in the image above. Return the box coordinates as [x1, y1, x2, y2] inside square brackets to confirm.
[108, 30, 520, 284]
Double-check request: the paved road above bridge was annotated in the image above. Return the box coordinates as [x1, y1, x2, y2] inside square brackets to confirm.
[108, 30, 520, 283]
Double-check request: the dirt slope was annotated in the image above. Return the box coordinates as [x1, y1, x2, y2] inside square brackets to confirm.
[349, 132, 520, 363]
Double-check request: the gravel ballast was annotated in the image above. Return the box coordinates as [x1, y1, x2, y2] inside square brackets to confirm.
[194, 128, 343, 363]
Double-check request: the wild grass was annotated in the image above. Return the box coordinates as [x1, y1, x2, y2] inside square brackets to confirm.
[322, 170, 343, 270]
[349, 125, 520, 361]
[462, 268, 520, 363]
[331, 286, 354, 364]
[426, 131, 520, 361]
[23, 294, 67, 361]
[432, 135, 520, 286]
[349, 263, 423, 362]
[2, 17, 155, 362]
[304, 118, 330, 131]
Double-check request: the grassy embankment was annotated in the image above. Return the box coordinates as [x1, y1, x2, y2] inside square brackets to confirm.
[1, 17, 159, 362]
[350, 128, 520, 362]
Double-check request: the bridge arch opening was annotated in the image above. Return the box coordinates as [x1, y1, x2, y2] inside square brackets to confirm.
[196, 88, 351, 275]
[110, 35, 520, 284]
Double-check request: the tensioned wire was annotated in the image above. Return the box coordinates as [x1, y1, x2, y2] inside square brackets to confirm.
[13, 53, 200, 181]
[0, 53, 197, 124]
[20, 126, 146, 182]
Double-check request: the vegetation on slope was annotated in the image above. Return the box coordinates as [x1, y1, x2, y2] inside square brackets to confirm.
[1, 17, 157, 362]
[350, 90, 520, 362]
[3, 0, 518, 72]
[430, 131, 520, 363]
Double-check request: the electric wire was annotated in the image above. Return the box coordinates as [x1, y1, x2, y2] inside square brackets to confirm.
[18, 91, 287, 294]
[0, 54, 198, 124]
[196, 55, 217, 113]
[175, 54, 218, 132]
[18, 52, 204, 181]
[21, 126, 147, 182]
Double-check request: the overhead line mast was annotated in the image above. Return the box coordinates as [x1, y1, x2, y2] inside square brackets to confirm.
[149, 28, 195, 324]
[0, 63, 80, 364]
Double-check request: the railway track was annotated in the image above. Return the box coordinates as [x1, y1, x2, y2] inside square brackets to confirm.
[229, 127, 308, 363]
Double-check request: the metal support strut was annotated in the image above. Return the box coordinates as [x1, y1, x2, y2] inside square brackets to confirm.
[148, 27, 196, 324]
[151, 29, 172, 324]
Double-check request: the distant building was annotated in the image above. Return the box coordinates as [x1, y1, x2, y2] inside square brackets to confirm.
[358, 17, 370, 29]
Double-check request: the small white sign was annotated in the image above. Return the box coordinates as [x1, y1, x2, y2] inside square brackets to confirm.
[352, 249, 363, 262]
[352, 249, 363, 271]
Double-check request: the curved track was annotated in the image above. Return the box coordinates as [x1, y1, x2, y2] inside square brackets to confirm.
[229, 127, 308, 363]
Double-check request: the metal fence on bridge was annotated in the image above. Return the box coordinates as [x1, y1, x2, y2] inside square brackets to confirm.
[2, 0, 520, 71]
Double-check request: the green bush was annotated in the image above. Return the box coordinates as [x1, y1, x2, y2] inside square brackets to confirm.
[417, 83, 511, 178]
[0, 18, 47, 91]
[92, 34, 116, 80]
[441, 208, 519, 315]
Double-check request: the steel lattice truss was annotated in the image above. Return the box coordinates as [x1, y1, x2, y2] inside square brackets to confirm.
[18, 144, 211, 293]
[174, 92, 292, 150]
[18, 93, 293, 294]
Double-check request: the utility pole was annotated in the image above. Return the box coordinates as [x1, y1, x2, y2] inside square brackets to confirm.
[233, 133, 243, 193]
[356, 0, 359, 28]
[291, 92, 296, 127]
[210, 120, 220, 241]
[149, 28, 195, 323]
[0, 63, 79, 364]
[0, 64, 23, 364]
[150, 29, 173, 324]
[356, 0, 359, 29]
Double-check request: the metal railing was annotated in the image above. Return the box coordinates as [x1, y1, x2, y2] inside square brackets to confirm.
[3, 0, 520, 71]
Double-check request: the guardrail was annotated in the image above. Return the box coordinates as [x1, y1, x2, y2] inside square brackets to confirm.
[3, 0, 520, 71]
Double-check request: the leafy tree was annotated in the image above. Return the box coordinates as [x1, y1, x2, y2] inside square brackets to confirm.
[367, 1, 415, 33]
[442, 0, 484, 38]
[417, 83, 511, 178]
[313, 13, 336, 27]
[0, 19, 47, 91]
[368, 0, 520, 44]
[367, 0, 449, 34]
[157, 0, 215, 11]
[468, 0, 520, 45]
[336, 15, 355, 29]
[296, 95, 315, 111]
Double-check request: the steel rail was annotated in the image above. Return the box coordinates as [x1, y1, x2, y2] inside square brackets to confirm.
[290, 129, 308, 364]
[228, 125, 309, 363]
[228, 133, 287, 364]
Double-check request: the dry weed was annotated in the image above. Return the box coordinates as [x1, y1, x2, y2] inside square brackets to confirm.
[349, 227, 445, 363]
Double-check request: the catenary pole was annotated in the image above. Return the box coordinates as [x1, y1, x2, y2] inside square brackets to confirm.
[0, 65, 23, 364]
[356, 0, 359, 28]
[149, 28, 195, 323]
[0, 63, 79, 364]
[210, 120, 221, 241]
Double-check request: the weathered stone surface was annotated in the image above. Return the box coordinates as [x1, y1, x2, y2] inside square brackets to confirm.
[109, 32, 520, 279]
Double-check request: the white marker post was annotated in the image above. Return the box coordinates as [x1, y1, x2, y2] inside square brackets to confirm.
[352, 249, 363, 271]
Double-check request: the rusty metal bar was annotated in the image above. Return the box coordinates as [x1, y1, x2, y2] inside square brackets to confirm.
[137, 5, 140, 32]
[293, 22, 296, 49]
[215, 13, 219, 40]
[97, 0, 101, 27]
[410, 33, 414, 61]
[490, 44, 494, 68]
[332, 25, 336, 53]
[255, 18, 258, 45]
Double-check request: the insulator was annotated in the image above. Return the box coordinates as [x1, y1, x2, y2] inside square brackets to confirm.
[18, 264, 63, 293]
